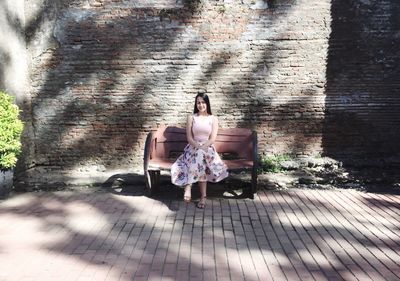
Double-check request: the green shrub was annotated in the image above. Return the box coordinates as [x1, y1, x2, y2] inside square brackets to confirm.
[259, 154, 292, 173]
[0, 91, 23, 170]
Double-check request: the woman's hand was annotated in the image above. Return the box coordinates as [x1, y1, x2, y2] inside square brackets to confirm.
[197, 143, 209, 152]
[201, 147, 209, 152]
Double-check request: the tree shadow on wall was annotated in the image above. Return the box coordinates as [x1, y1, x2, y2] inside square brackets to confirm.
[0, 0, 21, 90]
[210, 17, 326, 157]
[15, 1, 205, 190]
[17, 0, 304, 191]
[0, 46, 9, 90]
[13, 0, 345, 194]
[323, 0, 400, 165]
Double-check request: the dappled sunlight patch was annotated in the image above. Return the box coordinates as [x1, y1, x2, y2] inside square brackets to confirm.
[65, 203, 111, 235]
[1, 189, 399, 279]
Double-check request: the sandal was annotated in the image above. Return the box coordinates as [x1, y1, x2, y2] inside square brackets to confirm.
[183, 186, 191, 203]
[197, 197, 206, 209]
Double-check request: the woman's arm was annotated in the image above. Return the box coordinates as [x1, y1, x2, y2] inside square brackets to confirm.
[186, 114, 200, 148]
[202, 115, 218, 148]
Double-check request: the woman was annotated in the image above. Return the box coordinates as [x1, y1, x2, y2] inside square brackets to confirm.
[171, 93, 229, 209]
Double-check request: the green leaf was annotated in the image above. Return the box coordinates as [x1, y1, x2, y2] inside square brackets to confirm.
[0, 91, 24, 169]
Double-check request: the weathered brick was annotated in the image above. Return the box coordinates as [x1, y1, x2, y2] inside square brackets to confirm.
[0, 0, 399, 189]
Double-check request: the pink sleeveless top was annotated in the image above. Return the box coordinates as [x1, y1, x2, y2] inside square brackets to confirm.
[192, 114, 213, 143]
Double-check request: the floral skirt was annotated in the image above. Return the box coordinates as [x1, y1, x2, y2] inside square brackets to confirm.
[171, 144, 229, 187]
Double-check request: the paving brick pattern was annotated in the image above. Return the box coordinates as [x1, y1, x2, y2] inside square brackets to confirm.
[0, 189, 399, 281]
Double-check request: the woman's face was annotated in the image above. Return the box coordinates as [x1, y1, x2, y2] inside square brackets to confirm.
[196, 97, 207, 114]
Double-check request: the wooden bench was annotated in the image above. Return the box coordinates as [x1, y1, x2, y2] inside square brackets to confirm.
[143, 125, 258, 199]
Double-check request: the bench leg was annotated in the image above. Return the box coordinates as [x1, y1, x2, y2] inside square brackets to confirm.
[248, 170, 257, 199]
[242, 186, 254, 199]
[145, 170, 151, 189]
[151, 170, 161, 196]
[145, 170, 160, 196]
[156, 171, 161, 187]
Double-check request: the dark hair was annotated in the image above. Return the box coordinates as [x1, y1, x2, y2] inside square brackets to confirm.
[193, 93, 212, 115]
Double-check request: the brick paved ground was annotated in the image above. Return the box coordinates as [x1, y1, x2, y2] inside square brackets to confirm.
[0, 188, 399, 281]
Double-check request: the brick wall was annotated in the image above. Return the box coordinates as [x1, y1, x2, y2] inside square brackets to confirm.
[11, 0, 400, 189]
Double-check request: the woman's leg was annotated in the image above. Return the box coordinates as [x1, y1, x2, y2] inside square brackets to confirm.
[197, 181, 207, 208]
[183, 184, 191, 202]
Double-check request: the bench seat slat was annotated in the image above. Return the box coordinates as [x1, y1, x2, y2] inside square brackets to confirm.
[156, 133, 250, 143]
[157, 134, 187, 142]
[218, 128, 252, 135]
[215, 135, 250, 142]
[156, 135, 249, 143]
[148, 159, 254, 170]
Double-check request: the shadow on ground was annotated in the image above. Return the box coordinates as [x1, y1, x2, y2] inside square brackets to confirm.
[101, 172, 255, 201]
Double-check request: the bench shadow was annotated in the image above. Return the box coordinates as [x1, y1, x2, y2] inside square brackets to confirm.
[153, 173, 253, 200]
[99, 174, 252, 200]
[101, 172, 255, 212]
[101, 173, 147, 196]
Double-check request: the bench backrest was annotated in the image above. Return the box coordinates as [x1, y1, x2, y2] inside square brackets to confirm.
[148, 125, 255, 161]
